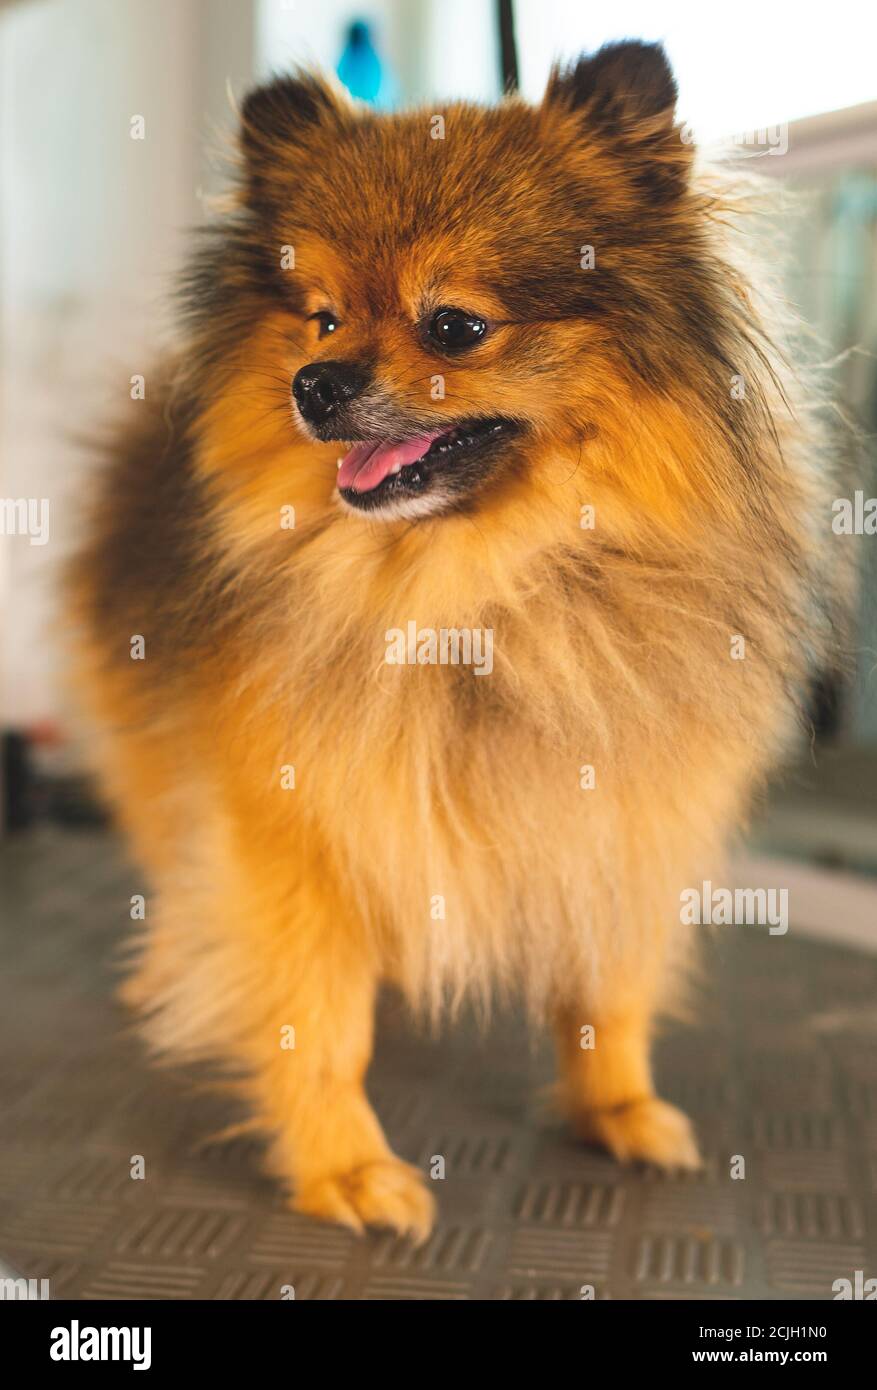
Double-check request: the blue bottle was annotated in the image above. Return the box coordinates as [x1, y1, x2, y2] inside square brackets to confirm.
[336, 19, 396, 108]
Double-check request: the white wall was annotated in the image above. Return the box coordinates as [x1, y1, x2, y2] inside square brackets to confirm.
[514, 0, 877, 140]
[0, 0, 254, 724]
[256, 0, 499, 105]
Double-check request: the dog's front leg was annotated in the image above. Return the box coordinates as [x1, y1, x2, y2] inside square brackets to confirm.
[229, 860, 435, 1241]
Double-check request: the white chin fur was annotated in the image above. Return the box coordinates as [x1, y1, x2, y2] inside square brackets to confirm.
[336, 487, 453, 522]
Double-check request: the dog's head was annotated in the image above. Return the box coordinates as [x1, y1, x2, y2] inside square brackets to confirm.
[196, 43, 754, 524]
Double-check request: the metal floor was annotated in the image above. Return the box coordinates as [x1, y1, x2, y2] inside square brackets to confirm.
[2, 827, 876, 1300]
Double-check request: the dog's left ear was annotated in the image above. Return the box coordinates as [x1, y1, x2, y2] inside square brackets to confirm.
[545, 41, 677, 129]
[543, 41, 690, 195]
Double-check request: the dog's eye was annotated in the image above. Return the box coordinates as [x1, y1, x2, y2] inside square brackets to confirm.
[428, 307, 487, 353]
[308, 310, 339, 340]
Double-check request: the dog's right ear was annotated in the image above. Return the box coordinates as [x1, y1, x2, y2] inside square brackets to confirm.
[240, 73, 341, 199]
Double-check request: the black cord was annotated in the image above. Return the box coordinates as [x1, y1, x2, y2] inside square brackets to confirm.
[498, 0, 519, 93]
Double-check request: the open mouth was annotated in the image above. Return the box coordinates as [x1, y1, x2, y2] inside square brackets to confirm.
[336, 417, 518, 514]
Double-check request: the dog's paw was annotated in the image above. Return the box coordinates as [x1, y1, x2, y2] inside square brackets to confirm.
[570, 1095, 702, 1172]
[293, 1157, 436, 1242]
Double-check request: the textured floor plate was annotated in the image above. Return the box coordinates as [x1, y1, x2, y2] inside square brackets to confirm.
[2, 827, 876, 1300]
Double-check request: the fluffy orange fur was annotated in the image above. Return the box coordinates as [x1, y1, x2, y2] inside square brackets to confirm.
[69, 46, 845, 1238]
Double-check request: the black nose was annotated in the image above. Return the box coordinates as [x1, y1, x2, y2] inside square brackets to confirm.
[292, 360, 368, 426]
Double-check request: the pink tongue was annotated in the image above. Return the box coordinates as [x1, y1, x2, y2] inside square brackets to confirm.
[337, 431, 446, 493]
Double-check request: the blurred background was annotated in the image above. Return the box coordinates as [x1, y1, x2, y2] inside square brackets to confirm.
[1, 0, 876, 906]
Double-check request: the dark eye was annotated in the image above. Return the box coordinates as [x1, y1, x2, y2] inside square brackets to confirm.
[308, 310, 338, 340]
[428, 307, 487, 353]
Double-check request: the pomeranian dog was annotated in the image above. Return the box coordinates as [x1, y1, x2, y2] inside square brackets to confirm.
[71, 41, 844, 1240]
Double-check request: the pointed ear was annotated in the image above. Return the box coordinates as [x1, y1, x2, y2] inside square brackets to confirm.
[240, 72, 341, 199]
[545, 40, 678, 133]
[544, 42, 689, 200]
